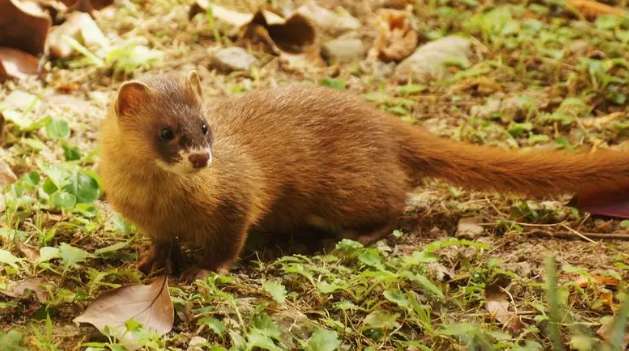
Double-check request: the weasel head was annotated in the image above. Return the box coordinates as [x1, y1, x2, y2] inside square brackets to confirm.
[113, 70, 213, 176]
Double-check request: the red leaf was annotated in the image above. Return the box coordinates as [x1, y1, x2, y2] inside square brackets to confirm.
[0, 47, 40, 81]
[573, 188, 629, 219]
[0, 0, 51, 56]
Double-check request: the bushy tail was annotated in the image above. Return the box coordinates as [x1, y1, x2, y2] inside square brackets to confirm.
[394, 122, 629, 197]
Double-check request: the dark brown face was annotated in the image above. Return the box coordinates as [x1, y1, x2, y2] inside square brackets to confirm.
[151, 103, 213, 174]
[115, 71, 214, 175]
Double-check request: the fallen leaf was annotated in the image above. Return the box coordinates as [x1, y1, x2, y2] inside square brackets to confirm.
[48, 12, 109, 58]
[572, 188, 629, 219]
[2, 278, 49, 302]
[59, 242, 93, 268]
[60, 0, 112, 14]
[567, 0, 626, 19]
[73, 276, 174, 347]
[362, 310, 400, 330]
[296, 2, 360, 35]
[455, 217, 484, 239]
[0, 47, 40, 81]
[0, 160, 17, 187]
[16, 242, 39, 262]
[189, 0, 253, 27]
[369, 9, 417, 62]
[394, 36, 472, 83]
[244, 11, 317, 56]
[0, 248, 21, 269]
[485, 286, 523, 333]
[0, 0, 51, 56]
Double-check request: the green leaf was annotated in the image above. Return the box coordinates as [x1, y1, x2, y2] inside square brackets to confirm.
[305, 328, 340, 351]
[0, 249, 21, 269]
[401, 271, 444, 299]
[63, 172, 100, 203]
[37, 247, 60, 264]
[94, 242, 128, 256]
[246, 329, 281, 351]
[0, 330, 28, 351]
[398, 84, 426, 95]
[252, 313, 281, 340]
[62, 143, 81, 161]
[569, 335, 596, 351]
[51, 191, 77, 209]
[262, 280, 287, 304]
[320, 78, 346, 91]
[383, 289, 409, 309]
[508, 122, 533, 137]
[363, 310, 400, 330]
[59, 243, 92, 268]
[198, 317, 225, 336]
[40, 163, 71, 189]
[357, 249, 384, 270]
[45, 118, 70, 140]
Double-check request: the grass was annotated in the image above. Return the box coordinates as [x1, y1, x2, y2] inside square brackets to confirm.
[1, 0, 628, 350]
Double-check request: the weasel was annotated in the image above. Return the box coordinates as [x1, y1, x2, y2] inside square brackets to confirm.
[98, 71, 629, 276]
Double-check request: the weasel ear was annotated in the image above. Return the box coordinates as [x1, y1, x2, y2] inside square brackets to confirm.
[116, 81, 149, 117]
[186, 70, 202, 99]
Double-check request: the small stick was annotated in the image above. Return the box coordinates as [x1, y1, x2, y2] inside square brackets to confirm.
[526, 229, 629, 241]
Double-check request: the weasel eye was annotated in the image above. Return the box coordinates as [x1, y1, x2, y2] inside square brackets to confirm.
[159, 128, 174, 141]
[201, 123, 208, 135]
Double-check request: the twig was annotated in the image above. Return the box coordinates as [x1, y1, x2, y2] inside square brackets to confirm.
[526, 229, 629, 241]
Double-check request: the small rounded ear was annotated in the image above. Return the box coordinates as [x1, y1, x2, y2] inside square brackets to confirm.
[115, 81, 150, 117]
[186, 70, 202, 98]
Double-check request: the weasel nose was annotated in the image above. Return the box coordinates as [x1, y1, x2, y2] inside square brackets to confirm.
[189, 152, 210, 169]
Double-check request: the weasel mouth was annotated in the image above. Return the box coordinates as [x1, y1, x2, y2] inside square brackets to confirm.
[155, 148, 212, 175]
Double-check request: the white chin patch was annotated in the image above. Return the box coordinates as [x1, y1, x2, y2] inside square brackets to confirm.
[156, 147, 212, 176]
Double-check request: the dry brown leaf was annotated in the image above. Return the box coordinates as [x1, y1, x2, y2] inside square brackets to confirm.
[245, 11, 317, 55]
[0, 159, 18, 187]
[296, 2, 360, 35]
[0, 0, 51, 56]
[188, 0, 253, 27]
[48, 11, 109, 58]
[485, 287, 523, 333]
[572, 188, 629, 219]
[60, 0, 112, 14]
[597, 315, 629, 347]
[17, 242, 40, 262]
[2, 278, 49, 302]
[567, 0, 626, 19]
[0, 47, 40, 81]
[73, 276, 174, 347]
[369, 9, 417, 62]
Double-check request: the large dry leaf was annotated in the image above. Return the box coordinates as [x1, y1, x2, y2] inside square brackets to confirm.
[0, 0, 51, 56]
[485, 286, 523, 333]
[73, 276, 174, 345]
[369, 9, 417, 62]
[572, 188, 629, 219]
[60, 0, 112, 14]
[2, 278, 49, 302]
[395, 36, 472, 83]
[188, 1, 253, 27]
[567, 0, 626, 19]
[295, 2, 360, 35]
[245, 11, 317, 55]
[48, 11, 109, 58]
[0, 47, 40, 81]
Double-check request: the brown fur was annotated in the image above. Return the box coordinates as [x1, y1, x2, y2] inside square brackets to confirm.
[98, 72, 629, 274]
